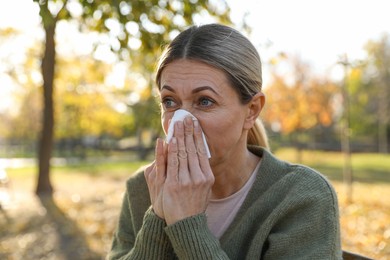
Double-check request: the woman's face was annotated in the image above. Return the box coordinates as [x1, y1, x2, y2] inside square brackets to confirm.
[159, 59, 253, 166]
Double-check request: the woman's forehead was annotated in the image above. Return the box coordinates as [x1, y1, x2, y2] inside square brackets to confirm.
[160, 59, 230, 89]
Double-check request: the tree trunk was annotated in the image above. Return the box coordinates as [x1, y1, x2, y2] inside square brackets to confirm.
[340, 56, 353, 204]
[36, 23, 56, 196]
[377, 46, 389, 154]
[378, 91, 388, 153]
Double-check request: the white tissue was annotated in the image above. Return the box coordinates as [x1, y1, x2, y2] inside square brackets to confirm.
[166, 109, 211, 158]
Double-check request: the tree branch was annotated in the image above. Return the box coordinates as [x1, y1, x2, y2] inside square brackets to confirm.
[54, 0, 69, 22]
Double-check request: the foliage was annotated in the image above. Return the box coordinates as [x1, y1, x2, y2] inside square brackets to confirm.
[0, 29, 43, 141]
[30, 0, 231, 193]
[333, 34, 390, 153]
[363, 34, 390, 152]
[30, 0, 231, 136]
[347, 67, 376, 138]
[262, 35, 390, 152]
[263, 54, 340, 149]
[38, 0, 231, 78]
[5, 87, 42, 141]
[55, 57, 132, 139]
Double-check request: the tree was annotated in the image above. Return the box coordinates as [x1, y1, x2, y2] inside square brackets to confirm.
[364, 34, 390, 153]
[0, 29, 43, 156]
[34, 1, 63, 196]
[32, 0, 231, 196]
[345, 65, 377, 148]
[55, 56, 132, 141]
[263, 54, 339, 159]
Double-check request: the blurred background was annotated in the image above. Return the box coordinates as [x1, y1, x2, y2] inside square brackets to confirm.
[0, 0, 389, 259]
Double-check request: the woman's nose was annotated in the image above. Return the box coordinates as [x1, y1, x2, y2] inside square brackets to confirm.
[179, 105, 195, 115]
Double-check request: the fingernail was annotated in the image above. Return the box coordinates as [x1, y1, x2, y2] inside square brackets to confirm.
[194, 119, 199, 127]
[185, 116, 192, 125]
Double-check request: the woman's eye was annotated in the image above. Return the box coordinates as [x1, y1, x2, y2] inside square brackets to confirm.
[198, 97, 215, 107]
[161, 98, 177, 109]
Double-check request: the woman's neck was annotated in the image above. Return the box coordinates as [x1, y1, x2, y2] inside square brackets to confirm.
[210, 148, 260, 199]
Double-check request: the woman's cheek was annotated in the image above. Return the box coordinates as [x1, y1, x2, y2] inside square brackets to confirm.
[161, 112, 172, 136]
[161, 114, 168, 135]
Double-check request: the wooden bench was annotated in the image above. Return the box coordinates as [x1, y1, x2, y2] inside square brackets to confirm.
[343, 250, 373, 260]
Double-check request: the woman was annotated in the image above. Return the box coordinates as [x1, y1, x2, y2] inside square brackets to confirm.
[108, 24, 342, 259]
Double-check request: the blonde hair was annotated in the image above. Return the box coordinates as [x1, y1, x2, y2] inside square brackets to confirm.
[156, 24, 269, 149]
[248, 119, 269, 149]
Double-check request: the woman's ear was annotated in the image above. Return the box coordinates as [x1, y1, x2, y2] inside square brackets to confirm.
[243, 92, 265, 130]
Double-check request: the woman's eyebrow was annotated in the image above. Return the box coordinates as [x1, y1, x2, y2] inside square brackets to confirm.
[161, 85, 175, 92]
[161, 85, 221, 96]
[192, 86, 221, 96]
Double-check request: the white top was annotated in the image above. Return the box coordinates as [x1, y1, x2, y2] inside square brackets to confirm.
[206, 160, 261, 239]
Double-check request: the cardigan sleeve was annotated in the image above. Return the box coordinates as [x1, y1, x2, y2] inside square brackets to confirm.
[165, 213, 230, 260]
[262, 168, 343, 260]
[108, 171, 230, 260]
[108, 188, 175, 259]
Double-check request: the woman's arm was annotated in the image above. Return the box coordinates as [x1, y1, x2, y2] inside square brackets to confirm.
[262, 170, 343, 260]
[165, 213, 230, 260]
[108, 184, 175, 259]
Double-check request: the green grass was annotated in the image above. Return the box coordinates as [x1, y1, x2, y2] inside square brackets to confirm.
[6, 160, 151, 181]
[274, 148, 390, 183]
[6, 149, 390, 184]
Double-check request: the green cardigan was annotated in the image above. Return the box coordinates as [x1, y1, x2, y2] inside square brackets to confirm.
[108, 146, 342, 259]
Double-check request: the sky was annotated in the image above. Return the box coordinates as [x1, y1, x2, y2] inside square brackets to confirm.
[1, 0, 390, 107]
[228, 0, 390, 79]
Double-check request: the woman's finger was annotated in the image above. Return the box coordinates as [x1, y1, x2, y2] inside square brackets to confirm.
[174, 121, 191, 183]
[144, 161, 156, 182]
[166, 136, 179, 182]
[183, 117, 202, 181]
[155, 138, 166, 183]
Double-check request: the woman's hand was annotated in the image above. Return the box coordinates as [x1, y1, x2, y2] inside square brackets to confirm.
[144, 139, 167, 219]
[163, 117, 215, 225]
